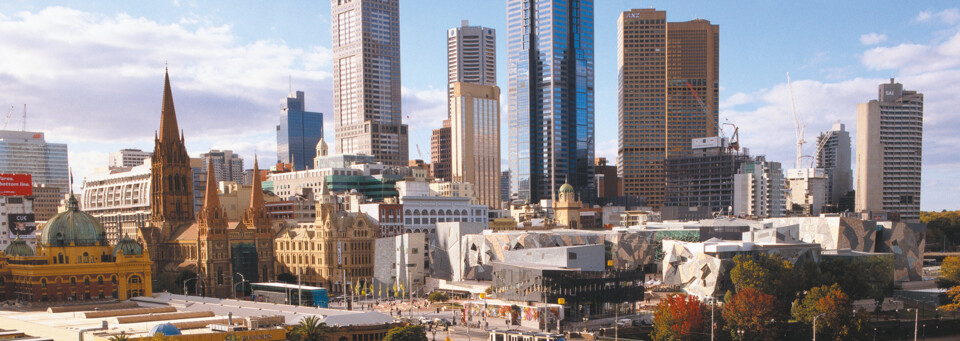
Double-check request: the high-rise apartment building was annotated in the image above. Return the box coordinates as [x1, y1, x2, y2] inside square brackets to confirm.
[816, 122, 852, 208]
[856, 79, 923, 222]
[616, 9, 719, 209]
[200, 149, 244, 183]
[277, 90, 323, 171]
[507, 0, 595, 203]
[0, 130, 69, 192]
[447, 20, 496, 106]
[733, 156, 786, 218]
[430, 120, 452, 180]
[331, 0, 408, 166]
[450, 82, 501, 209]
[109, 148, 152, 169]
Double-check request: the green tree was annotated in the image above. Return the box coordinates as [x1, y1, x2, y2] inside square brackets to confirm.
[729, 253, 805, 318]
[108, 332, 130, 341]
[818, 256, 894, 303]
[383, 325, 427, 341]
[722, 288, 779, 340]
[937, 256, 960, 289]
[427, 291, 449, 303]
[278, 272, 298, 284]
[791, 284, 870, 341]
[289, 316, 330, 341]
[921, 210, 960, 251]
[652, 294, 708, 341]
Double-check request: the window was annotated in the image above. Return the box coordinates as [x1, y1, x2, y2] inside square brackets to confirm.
[98, 276, 103, 285]
[71, 277, 77, 285]
[41, 279, 47, 288]
[568, 252, 577, 260]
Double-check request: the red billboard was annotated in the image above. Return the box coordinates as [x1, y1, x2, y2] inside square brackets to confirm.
[0, 174, 33, 196]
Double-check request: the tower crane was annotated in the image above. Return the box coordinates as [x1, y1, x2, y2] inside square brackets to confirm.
[415, 144, 424, 160]
[2, 106, 12, 130]
[686, 81, 740, 152]
[787, 72, 805, 169]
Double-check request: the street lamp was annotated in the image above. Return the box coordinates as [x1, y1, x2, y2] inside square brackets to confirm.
[813, 313, 826, 341]
[909, 308, 919, 341]
[183, 277, 198, 296]
[235, 273, 247, 300]
[737, 329, 744, 341]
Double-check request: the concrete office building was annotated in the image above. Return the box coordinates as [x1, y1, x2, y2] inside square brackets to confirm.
[0, 130, 69, 192]
[450, 82, 501, 209]
[430, 120, 451, 180]
[31, 184, 61, 221]
[109, 148, 152, 169]
[500, 170, 511, 202]
[331, 0, 408, 166]
[81, 161, 152, 244]
[277, 90, 324, 171]
[785, 168, 828, 216]
[664, 137, 751, 219]
[507, 0, 595, 203]
[856, 79, 923, 222]
[447, 20, 496, 101]
[733, 156, 786, 218]
[617, 9, 719, 209]
[816, 122, 852, 208]
[200, 149, 244, 183]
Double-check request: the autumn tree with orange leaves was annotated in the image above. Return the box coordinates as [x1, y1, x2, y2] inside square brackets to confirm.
[652, 294, 709, 341]
[791, 284, 870, 341]
[722, 288, 779, 340]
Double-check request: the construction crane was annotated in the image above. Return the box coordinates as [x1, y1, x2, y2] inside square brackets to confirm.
[2, 106, 12, 130]
[787, 72, 805, 169]
[686, 81, 740, 152]
[415, 144, 424, 160]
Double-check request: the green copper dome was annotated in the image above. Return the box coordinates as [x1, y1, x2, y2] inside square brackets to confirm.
[114, 235, 143, 257]
[4, 237, 34, 257]
[39, 194, 107, 247]
[558, 183, 574, 194]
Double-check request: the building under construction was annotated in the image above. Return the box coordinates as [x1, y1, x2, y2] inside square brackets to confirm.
[663, 136, 752, 220]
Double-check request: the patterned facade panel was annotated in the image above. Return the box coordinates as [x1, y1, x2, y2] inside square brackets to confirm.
[876, 222, 925, 281]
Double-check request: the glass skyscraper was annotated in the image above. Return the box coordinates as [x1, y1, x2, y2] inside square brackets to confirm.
[507, 0, 595, 203]
[0, 130, 69, 192]
[277, 91, 324, 171]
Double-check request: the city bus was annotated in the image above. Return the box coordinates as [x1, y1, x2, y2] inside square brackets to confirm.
[488, 330, 564, 341]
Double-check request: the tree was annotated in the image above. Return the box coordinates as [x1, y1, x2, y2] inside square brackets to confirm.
[383, 325, 427, 341]
[791, 284, 870, 341]
[818, 256, 894, 303]
[729, 253, 805, 319]
[289, 315, 330, 341]
[108, 332, 130, 341]
[937, 256, 960, 288]
[921, 210, 960, 251]
[652, 294, 708, 341]
[427, 291, 449, 303]
[277, 272, 298, 284]
[722, 288, 779, 340]
[175, 269, 197, 295]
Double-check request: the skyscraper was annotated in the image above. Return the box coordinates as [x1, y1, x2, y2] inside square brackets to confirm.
[507, 0, 595, 203]
[430, 120, 451, 180]
[856, 79, 923, 222]
[733, 156, 786, 218]
[200, 149, 245, 183]
[277, 90, 323, 171]
[617, 9, 719, 209]
[447, 20, 496, 105]
[109, 148, 152, 169]
[0, 130, 68, 192]
[450, 82, 501, 209]
[816, 122, 852, 208]
[331, 0, 408, 166]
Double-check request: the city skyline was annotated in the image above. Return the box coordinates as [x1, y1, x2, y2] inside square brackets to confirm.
[0, 1, 957, 210]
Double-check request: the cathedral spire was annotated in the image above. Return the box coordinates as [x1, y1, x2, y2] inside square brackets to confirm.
[203, 158, 220, 210]
[159, 68, 181, 143]
[249, 155, 264, 209]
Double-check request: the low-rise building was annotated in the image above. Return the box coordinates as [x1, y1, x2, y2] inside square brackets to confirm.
[374, 232, 425, 293]
[0, 195, 36, 251]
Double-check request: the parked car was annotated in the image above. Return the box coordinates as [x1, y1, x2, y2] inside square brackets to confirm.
[617, 318, 633, 327]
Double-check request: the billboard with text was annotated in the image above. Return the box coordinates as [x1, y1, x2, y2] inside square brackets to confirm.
[0, 174, 33, 196]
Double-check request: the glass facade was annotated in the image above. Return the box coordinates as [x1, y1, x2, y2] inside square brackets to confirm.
[0, 131, 69, 192]
[507, 0, 595, 203]
[277, 91, 324, 171]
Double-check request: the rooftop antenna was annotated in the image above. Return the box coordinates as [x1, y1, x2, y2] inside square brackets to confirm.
[22, 104, 26, 131]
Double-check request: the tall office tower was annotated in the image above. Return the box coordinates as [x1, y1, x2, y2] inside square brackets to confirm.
[430, 120, 452, 180]
[616, 9, 719, 209]
[331, 0, 408, 167]
[507, 0, 595, 203]
[447, 20, 496, 106]
[856, 79, 923, 222]
[733, 156, 786, 218]
[816, 122, 852, 208]
[450, 82, 501, 209]
[109, 148, 152, 169]
[0, 130, 69, 192]
[200, 149, 245, 183]
[277, 90, 323, 171]
[501, 170, 511, 202]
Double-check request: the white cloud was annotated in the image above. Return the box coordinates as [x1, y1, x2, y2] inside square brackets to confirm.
[859, 33, 888, 45]
[401, 86, 447, 161]
[916, 8, 960, 25]
[595, 138, 618, 161]
[861, 29, 960, 75]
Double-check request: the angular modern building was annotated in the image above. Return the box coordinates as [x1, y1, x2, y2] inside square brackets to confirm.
[450, 82, 501, 209]
[507, 0, 595, 204]
[447, 20, 496, 106]
[0, 130, 69, 192]
[616, 9, 719, 209]
[277, 90, 323, 171]
[856, 79, 923, 222]
[816, 122, 853, 209]
[331, 0, 408, 167]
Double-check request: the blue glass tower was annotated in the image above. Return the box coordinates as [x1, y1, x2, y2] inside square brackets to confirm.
[507, 0, 595, 203]
[277, 91, 323, 170]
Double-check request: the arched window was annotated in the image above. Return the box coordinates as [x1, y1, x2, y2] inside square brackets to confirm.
[83, 252, 89, 263]
[98, 276, 103, 285]
[57, 253, 64, 264]
[70, 277, 77, 285]
[84, 277, 90, 285]
[217, 268, 224, 285]
[430, 210, 436, 215]
[445, 209, 453, 215]
[405, 209, 412, 215]
[413, 210, 420, 215]
[40, 278, 47, 288]
[112, 275, 118, 284]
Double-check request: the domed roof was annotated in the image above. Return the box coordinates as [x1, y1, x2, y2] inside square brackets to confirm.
[39, 194, 107, 247]
[558, 183, 574, 194]
[4, 237, 34, 257]
[113, 235, 143, 257]
[149, 323, 181, 336]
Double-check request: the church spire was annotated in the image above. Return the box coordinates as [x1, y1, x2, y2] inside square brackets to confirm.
[250, 155, 264, 209]
[203, 158, 220, 210]
[159, 68, 181, 143]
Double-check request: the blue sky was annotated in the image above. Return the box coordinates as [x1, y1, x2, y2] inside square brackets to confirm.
[0, 1, 958, 211]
